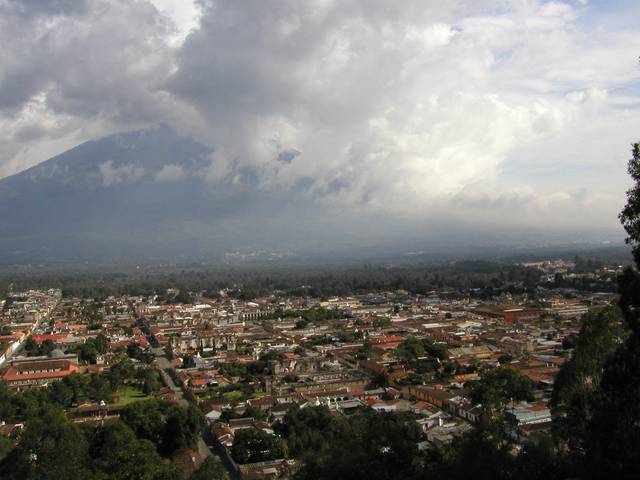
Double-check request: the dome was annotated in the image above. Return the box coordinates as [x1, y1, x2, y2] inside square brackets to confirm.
[49, 348, 65, 358]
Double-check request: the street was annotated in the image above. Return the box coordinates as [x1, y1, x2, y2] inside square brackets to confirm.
[152, 347, 214, 462]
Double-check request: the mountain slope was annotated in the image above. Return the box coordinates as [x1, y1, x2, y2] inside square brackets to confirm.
[0, 126, 305, 262]
[0, 126, 625, 264]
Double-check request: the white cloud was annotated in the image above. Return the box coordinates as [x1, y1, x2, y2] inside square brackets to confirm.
[164, 0, 640, 229]
[99, 160, 145, 186]
[155, 163, 185, 181]
[0, 0, 639, 235]
[147, 0, 202, 46]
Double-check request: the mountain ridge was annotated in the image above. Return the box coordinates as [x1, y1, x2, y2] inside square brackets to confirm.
[0, 126, 626, 264]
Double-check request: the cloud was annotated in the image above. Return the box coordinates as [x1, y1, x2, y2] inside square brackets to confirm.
[164, 0, 639, 227]
[0, 0, 197, 177]
[0, 0, 639, 237]
[155, 163, 185, 181]
[99, 161, 145, 186]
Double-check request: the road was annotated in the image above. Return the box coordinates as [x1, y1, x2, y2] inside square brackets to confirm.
[152, 347, 214, 461]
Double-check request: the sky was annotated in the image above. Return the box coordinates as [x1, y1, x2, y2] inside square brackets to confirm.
[1, 0, 639, 238]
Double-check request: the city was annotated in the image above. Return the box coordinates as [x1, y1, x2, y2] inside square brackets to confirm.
[0, 257, 626, 478]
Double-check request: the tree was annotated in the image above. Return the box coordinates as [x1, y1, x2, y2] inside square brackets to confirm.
[181, 355, 196, 369]
[296, 410, 422, 480]
[23, 337, 37, 354]
[1, 295, 12, 309]
[358, 339, 373, 359]
[175, 289, 194, 305]
[425, 426, 515, 480]
[143, 372, 161, 395]
[620, 142, 640, 268]
[583, 141, 640, 479]
[396, 336, 424, 362]
[274, 406, 341, 458]
[370, 372, 390, 389]
[24, 338, 56, 358]
[551, 306, 621, 454]
[471, 366, 534, 414]
[423, 340, 449, 361]
[121, 399, 163, 439]
[0, 410, 89, 480]
[498, 354, 513, 364]
[190, 456, 226, 480]
[94, 333, 108, 354]
[0, 435, 13, 462]
[75, 341, 98, 363]
[48, 379, 74, 407]
[231, 427, 284, 464]
[108, 359, 135, 389]
[295, 318, 309, 330]
[161, 405, 204, 456]
[88, 420, 183, 480]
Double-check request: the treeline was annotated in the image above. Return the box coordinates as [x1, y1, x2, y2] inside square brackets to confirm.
[0, 261, 549, 299]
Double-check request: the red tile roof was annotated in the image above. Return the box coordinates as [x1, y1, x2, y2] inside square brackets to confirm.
[2, 359, 78, 382]
[31, 333, 72, 345]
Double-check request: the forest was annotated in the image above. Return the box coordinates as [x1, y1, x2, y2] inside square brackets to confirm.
[0, 254, 622, 301]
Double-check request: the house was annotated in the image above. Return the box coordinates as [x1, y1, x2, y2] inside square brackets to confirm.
[406, 385, 455, 408]
[474, 305, 542, 323]
[238, 459, 297, 479]
[0, 422, 23, 438]
[1, 354, 79, 389]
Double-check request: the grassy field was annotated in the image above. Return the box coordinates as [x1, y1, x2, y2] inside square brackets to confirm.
[222, 390, 244, 400]
[112, 386, 151, 406]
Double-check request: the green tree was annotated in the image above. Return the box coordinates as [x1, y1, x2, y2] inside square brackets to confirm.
[370, 371, 390, 389]
[395, 336, 424, 362]
[274, 406, 339, 458]
[181, 355, 196, 369]
[190, 456, 227, 480]
[94, 333, 108, 354]
[0, 410, 89, 480]
[23, 337, 37, 354]
[471, 366, 534, 414]
[423, 340, 449, 361]
[425, 427, 515, 480]
[48, 379, 74, 407]
[358, 338, 373, 359]
[296, 410, 422, 480]
[0, 435, 14, 462]
[121, 399, 166, 446]
[161, 405, 204, 456]
[585, 141, 640, 478]
[551, 306, 621, 454]
[231, 427, 284, 464]
[87, 420, 183, 480]
[75, 341, 98, 363]
[109, 359, 135, 389]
